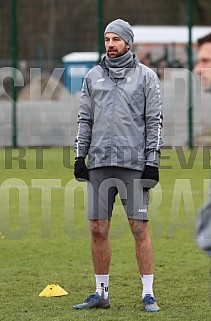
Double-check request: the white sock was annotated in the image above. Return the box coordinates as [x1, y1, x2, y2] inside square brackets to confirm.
[141, 274, 154, 298]
[95, 274, 109, 299]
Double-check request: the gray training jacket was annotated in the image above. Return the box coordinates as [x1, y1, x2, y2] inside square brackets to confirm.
[75, 54, 163, 171]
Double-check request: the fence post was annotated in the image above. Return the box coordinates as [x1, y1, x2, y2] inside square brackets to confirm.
[97, 0, 104, 63]
[11, 0, 17, 147]
[187, 0, 193, 149]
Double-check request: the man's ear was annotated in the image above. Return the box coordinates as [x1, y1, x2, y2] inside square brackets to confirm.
[126, 45, 130, 50]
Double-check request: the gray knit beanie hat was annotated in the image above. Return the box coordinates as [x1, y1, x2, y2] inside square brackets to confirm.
[104, 19, 134, 46]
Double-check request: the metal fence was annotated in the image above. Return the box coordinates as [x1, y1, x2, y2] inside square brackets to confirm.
[1, 0, 211, 147]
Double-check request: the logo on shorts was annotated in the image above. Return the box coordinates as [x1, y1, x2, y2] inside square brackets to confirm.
[138, 208, 147, 213]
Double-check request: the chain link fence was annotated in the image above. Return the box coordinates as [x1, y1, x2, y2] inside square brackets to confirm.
[1, 0, 211, 63]
[0, 0, 211, 146]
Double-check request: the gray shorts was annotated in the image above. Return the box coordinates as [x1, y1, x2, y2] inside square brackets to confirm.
[87, 167, 149, 221]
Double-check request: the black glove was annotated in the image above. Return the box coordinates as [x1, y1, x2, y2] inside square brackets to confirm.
[142, 165, 159, 189]
[74, 157, 89, 181]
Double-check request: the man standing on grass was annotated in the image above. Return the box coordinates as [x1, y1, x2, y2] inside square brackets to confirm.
[73, 19, 163, 312]
[195, 33, 211, 255]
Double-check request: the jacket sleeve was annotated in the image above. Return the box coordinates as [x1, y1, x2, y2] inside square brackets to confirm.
[144, 70, 163, 167]
[74, 74, 93, 158]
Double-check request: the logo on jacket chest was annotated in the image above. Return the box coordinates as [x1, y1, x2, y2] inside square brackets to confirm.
[97, 78, 105, 83]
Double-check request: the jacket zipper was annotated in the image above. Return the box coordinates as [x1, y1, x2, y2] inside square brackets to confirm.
[110, 79, 118, 165]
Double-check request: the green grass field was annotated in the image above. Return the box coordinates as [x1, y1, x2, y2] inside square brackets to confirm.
[0, 147, 210, 321]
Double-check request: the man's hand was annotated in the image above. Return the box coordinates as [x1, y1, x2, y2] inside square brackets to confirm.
[74, 157, 89, 181]
[142, 165, 159, 189]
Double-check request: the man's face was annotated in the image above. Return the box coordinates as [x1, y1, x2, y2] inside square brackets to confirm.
[194, 42, 211, 90]
[104, 32, 130, 58]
